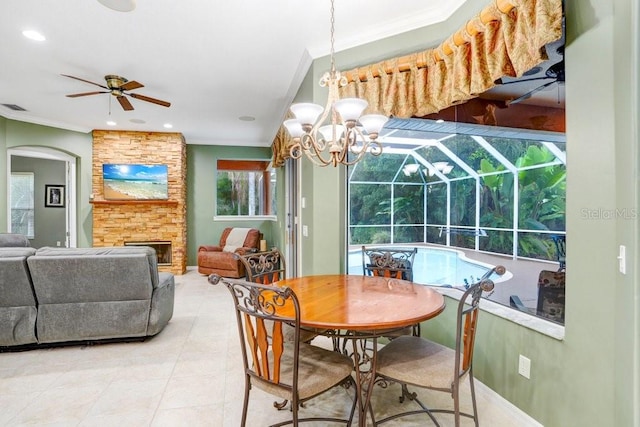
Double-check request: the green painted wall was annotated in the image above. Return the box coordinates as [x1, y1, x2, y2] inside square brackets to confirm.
[611, 0, 640, 425]
[0, 119, 92, 246]
[185, 144, 278, 266]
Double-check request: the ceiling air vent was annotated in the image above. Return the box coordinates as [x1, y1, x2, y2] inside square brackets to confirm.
[1, 103, 27, 111]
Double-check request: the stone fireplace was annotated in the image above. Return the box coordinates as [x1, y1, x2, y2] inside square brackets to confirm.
[91, 130, 187, 275]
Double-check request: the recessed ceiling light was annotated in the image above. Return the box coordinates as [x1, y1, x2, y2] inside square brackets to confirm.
[22, 30, 46, 42]
[436, 119, 445, 123]
[97, 0, 136, 12]
[239, 116, 255, 122]
[129, 118, 146, 124]
[106, 120, 117, 126]
[163, 123, 173, 129]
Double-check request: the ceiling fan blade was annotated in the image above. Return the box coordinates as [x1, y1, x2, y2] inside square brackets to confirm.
[119, 80, 144, 91]
[66, 91, 109, 98]
[496, 76, 553, 85]
[507, 80, 557, 106]
[128, 93, 171, 107]
[117, 95, 134, 111]
[61, 74, 109, 90]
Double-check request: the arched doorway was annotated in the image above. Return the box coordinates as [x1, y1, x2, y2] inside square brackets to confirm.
[7, 147, 77, 248]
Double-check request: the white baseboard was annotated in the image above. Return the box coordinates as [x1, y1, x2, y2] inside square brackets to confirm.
[475, 380, 544, 426]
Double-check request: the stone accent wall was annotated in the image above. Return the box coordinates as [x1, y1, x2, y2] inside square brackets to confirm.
[91, 130, 187, 275]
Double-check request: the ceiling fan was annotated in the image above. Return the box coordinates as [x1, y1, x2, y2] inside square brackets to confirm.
[62, 74, 171, 111]
[496, 46, 565, 106]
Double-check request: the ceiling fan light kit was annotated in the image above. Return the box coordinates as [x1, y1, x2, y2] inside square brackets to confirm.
[97, 0, 136, 12]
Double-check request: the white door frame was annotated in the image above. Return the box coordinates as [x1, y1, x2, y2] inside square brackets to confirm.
[284, 159, 301, 277]
[7, 147, 77, 247]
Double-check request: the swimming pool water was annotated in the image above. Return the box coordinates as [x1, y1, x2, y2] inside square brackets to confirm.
[348, 246, 504, 287]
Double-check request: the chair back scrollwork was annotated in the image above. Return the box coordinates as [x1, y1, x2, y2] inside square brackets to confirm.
[362, 246, 417, 281]
[236, 248, 286, 285]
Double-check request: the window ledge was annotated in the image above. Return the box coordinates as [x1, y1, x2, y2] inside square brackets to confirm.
[214, 215, 277, 222]
[436, 287, 565, 341]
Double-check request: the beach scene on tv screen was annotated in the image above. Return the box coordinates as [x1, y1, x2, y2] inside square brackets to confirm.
[103, 164, 168, 200]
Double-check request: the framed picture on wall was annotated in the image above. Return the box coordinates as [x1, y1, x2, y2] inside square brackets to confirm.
[45, 184, 65, 208]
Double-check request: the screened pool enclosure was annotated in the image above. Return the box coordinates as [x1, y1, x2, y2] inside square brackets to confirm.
[348, 117, 566, 260]
[347, 117, 566, 322]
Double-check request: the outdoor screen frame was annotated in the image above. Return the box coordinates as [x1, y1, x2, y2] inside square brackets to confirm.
[102, 163, 169, 200]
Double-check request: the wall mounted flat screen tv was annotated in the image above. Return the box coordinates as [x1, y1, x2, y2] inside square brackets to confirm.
[102, 164, 169, 200]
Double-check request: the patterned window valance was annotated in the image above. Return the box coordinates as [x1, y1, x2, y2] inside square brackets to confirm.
[272, 0, 564, 167]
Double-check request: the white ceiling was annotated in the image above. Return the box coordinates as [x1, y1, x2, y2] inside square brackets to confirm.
[1, 0, 564, 148]
[0, 0, 473, 147]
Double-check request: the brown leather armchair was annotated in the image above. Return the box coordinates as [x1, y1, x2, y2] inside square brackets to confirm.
[197, 228, 260, 277]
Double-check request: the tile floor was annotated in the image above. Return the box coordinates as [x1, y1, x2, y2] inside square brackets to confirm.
[0, 268, 540, 426]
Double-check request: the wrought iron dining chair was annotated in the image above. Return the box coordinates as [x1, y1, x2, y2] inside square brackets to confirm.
[372, 265, 507, 427]
[362, 246, 417, 281]
[361, 246, 420, 337]
[236, 247, 286, 285]
[236, 248, 315, 411]
[209, 275, 357, 427]
[236, 248, 321, 345]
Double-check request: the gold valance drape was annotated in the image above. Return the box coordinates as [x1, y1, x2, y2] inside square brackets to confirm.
[271, 119, 291, 168]
[272, 0, 564, 167]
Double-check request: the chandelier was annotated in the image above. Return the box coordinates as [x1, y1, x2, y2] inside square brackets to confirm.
[283, 0, 389, 167]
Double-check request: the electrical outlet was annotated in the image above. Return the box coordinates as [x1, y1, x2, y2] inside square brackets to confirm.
[302, 225, 309, 237]
[56, 241, 61, 247]
[518, 355, 531, 379]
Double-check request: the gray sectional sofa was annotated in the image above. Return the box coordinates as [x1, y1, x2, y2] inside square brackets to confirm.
[0, 234, 174, 349]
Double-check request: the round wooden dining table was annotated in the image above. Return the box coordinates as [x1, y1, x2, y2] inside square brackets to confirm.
[275, 274, 446, 426]
[276, 274, 445, 331]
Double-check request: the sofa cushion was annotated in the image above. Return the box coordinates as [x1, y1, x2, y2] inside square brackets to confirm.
[0, 247, 38, 346]
[0, 233, 30, 247]
[28, 252, 154, 304]
[0, 247, 36, 258]
[34, 246, 160, 287]
[36, 300, 150, 343]
[0, 248, 37, 307]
